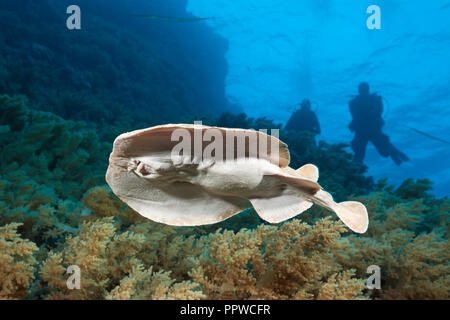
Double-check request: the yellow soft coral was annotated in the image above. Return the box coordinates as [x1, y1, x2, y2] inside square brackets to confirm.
[83, 186, 207, 281]
[39, 217, 204, 300]
[190, 217, 366, 300]
[316, 270, 366, 300]
[106, 264, 205, 300]
[0, 223, 38, 299]
[336, 191, 450, 300]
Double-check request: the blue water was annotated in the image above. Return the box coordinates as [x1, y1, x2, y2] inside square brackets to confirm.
[187, 0, 450, 196]
[0, 0, 448, 301]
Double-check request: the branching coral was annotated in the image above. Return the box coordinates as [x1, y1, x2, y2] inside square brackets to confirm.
[189, 218, 366, 300]
[2, 165, 448, 300]
[0, 222, 38, 299]
[0, 95, 109, 201]
[106, 264, 205, 300]
[335, 184, 450, 300]
[39, 217, 204, 300]
[0, 95, 108, 246]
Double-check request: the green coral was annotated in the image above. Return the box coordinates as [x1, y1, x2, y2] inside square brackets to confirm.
[0, 95, 108, 247]
[0, 0, 230, 129]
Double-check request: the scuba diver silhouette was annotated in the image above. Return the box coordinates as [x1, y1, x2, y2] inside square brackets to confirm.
[349, 82, 409, 165]
[285, 99, 321, 135]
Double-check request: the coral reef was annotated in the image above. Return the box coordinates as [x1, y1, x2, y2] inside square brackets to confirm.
[0, 0, 231, 126]
[0, 95, 108, 247]
[0, 95, 448, 300]
[39, 217, 204, 300]
[335, 181, 449, 299]
[0, 223, 38, 299]
[189, 218, 366, 299]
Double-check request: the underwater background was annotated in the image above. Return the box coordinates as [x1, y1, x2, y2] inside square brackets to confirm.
[0, 0, 448, 299]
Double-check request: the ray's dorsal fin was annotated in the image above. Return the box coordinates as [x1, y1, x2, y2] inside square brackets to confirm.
[296, 164, 319, 182]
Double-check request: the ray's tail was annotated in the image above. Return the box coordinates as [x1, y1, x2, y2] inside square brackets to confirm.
[250, 164, 369, 233]
[295, 164, 369, 233]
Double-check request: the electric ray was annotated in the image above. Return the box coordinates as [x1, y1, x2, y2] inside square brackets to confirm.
[106, 124, 369, 233]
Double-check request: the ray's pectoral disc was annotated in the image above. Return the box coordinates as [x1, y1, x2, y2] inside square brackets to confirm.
[106, 124, 369, 233]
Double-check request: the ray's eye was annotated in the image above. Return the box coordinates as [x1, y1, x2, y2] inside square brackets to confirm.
[127, 159, 139, 172]
[136, 161, 153, 175]
[129, 159, 153, 176]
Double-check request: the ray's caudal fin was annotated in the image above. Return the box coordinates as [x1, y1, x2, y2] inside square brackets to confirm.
[298, 164, 368, 233]
[313, 190, 368, 234]
[333, 201, 368, 233]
